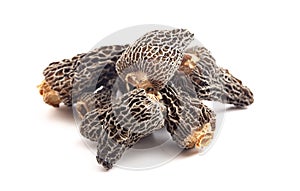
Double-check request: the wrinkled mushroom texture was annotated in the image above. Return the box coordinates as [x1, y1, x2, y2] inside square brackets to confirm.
[43, 53, 86, 106]
[160, 83, 216, 149]
[116, 29, 194, 92]
[41, 45, 128, 107]
[80, 88, 164, 170]
[182, 46, 254, 107]
[39, 28, 254, 170]
[75, 86, 112, 121]
[73, 45, 129, 102]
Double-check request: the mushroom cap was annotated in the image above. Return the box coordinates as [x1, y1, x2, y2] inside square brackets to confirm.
[73, 45, 128, 103]
[183, 46, 254, 107]
[160, 82, 216, 149]
[79, 88, 164, 169]
[42, 45, 128, 107]
[116, 29, 194, 91]
[43, 53, 86, 106]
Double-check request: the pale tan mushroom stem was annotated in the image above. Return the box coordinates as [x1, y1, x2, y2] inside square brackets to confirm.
[184, 122, 214, 150]
[37, 80, 61, 107]
[179, 54, 197, 74]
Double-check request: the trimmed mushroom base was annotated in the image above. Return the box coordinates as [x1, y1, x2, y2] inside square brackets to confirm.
[37, 80, 61, 107]
[160, 83, 216, 150]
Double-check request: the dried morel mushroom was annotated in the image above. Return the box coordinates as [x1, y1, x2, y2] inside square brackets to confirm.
[116, 29, 194, 92]
[39, 45, 128, 107]
[160, 83, 216, 150]
[38, 28, 254, 170]
[183, 46, 254, 107]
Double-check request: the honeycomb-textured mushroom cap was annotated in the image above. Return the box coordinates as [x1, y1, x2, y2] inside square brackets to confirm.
[116, 29, 194, 92]
[73, 45, 129, 102]
[160, 83, 216, 149]
[182, 46, 254, 107]
[43, 53, 86, 106]
[80, 88, 164, 169]
[40, 45, 128, 107]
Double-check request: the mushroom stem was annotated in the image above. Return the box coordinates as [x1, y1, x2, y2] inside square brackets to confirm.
[37, 80, 61, 107]
[194, 123, 214, 149]
[179, 54, 197, 74]
[184, 122, 214, 150]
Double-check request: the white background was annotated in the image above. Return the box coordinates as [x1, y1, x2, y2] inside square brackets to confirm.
[0, 0, 299, 190]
